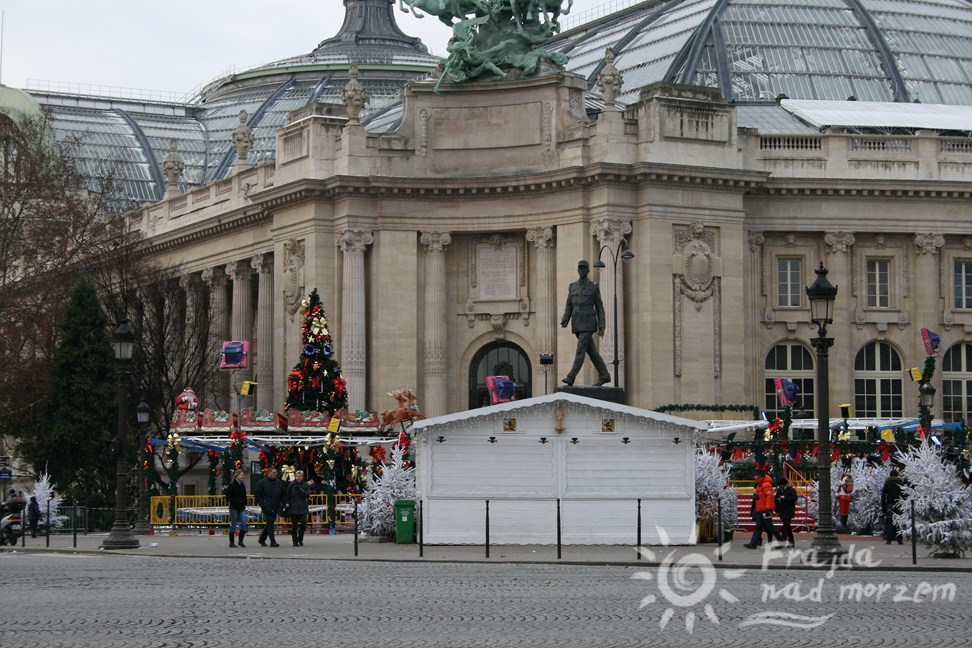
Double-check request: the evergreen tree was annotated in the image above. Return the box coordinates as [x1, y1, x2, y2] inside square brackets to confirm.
[20, 278, 116, 513]
[893, 440, 972, 557]
[285, 289, 348, 414]
[357, 444, 415, 538]
[847, 458, 891, 533]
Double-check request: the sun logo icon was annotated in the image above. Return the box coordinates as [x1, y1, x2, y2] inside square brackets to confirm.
[631, 526, 746, 634]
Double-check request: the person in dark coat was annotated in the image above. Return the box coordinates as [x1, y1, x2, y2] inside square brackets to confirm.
[226, 469, 248, 548]
[560, 260, 611, 387]
[286, 470, 312, 547]
[745, 469, 784, 549]
[27, 496, 41, 538]
[881, 469, 905, 545]
[254, 466, 285, 547]
[774, 476, 798, 547]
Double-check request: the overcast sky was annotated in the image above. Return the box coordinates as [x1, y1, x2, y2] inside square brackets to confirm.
[0, 0, 619, 95]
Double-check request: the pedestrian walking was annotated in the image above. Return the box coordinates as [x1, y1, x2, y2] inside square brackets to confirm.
[881, 469, 905, 545]
[27, 496, 41, 538]
[774, 476, 798, 547]
[286, 470, 312, 547]
[836, 475, 853, 532]
[254, 466, 285, 547]
[226, 468, 248, 548]
[744, 469, 783, 549]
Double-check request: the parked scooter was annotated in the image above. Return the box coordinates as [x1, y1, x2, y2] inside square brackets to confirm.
[0, 495, 26, 545]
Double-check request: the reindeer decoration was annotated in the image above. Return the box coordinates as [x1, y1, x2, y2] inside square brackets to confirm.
[379, 387, 426, 432]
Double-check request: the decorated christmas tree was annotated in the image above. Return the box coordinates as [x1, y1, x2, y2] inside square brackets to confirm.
[695, 449, 738, 538]
[893, 440, 972, 557]
[285, 289, 348, 414]
[30, 473, 68, 530]
[357, 444, 415, 538]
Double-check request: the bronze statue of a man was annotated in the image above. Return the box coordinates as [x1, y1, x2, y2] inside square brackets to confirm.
[560, 260, 611, 387]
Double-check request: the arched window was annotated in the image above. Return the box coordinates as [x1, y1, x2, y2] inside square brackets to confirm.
[468, 341, 532, 409]
[764, 342, 815, 419]
[942, 342, 972, 425]
[854, 341, 903, 417]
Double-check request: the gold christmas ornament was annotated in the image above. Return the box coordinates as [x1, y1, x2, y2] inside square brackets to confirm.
[327, 459, 336, 469]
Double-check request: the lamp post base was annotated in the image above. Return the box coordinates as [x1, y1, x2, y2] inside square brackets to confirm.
[807, 524, 846, 563]
[102, 524, 140, 550]
[132, 521, 152, 535]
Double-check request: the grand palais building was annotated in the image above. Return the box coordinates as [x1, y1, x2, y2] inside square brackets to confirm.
[5, 0, 972, 427]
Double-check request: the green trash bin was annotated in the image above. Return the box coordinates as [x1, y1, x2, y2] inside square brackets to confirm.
[394, 499, 416, 544]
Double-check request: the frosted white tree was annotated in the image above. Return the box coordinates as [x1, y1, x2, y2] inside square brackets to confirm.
[357, 444, 415, 538]
[848, 458, 891, 533]
[891, 441, 972, 557]
[695, 449, 737, 538]
[30, 473, 68, 530]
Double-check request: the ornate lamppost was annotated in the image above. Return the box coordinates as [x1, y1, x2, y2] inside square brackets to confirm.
[806, 263, 844, 559]
[103, 320, 140, 549]
[593, 242, 635, 388]
[132, 399, 151, 535]
[919, 381, 937, 438]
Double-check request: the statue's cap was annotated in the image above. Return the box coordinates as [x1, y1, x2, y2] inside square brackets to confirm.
[577, 260, 589, 268]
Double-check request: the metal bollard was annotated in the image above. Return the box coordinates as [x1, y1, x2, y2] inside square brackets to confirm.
[485, 499, 490, 559]
[418, 499, 424, 558]
[556, 498, 562, 560]
[72, 502, 78, 548]
[717, 499, 723, 562]
[636, 498, 642, 559]
[911, 499, 917, 566]
[353, 498, 358, 557]
[46, 499, 51, 548]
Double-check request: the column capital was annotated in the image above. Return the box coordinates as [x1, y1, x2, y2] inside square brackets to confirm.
[224, 260, 253, 282]
[914, 232, 945, 255]
[179, 272, 201, 292]
[200, 266, 227, 287]
[591, 218, 632, 245]
[420, 231, 452, 252]
[748, 231, 765, 252]
[250, 252, 273, 274]
[337, 229, 374, 253]
[526, 227, 554, 249]
[825, 231, 855, 254]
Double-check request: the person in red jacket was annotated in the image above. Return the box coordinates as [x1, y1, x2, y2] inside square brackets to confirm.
[836, 475, 853, 532]
[744, 469, 784, 549]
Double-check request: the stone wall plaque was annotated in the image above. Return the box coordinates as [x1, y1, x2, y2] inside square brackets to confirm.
[432, 103, 542, 150]
[477, 244, 518, 301]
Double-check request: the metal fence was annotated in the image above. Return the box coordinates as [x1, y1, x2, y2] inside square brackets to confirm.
[149, 494, 362, 532]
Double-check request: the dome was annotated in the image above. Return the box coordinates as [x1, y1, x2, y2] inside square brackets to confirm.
[0, 83, 44, 122]
[552, 0, 972, 105]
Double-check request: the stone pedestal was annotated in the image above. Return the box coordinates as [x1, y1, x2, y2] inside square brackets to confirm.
[555, 385, 625, 405]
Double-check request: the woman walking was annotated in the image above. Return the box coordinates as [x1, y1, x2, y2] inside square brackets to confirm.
[226, 468, 248, 548]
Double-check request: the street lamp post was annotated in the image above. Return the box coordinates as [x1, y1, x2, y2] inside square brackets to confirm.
[594, 242, 635, 388]
[806, 262, 844, 559]
[102, 320, 140, 549]
[132, 399, 151, 535]
[919, 381, 937, 438]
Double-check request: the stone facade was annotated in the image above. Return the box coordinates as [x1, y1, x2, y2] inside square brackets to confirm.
[132, 74, 972, 421]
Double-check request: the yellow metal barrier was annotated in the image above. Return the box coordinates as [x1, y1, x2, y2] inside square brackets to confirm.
[149, 494, 362, 531]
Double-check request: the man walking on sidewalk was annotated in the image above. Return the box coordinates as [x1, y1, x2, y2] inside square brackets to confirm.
[254, 467, 285, 547]
[745, 469, 784, 549]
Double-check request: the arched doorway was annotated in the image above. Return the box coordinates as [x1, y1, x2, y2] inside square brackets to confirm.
[468, 341, 532, 409]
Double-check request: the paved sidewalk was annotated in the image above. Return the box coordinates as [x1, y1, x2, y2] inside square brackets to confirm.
[4, 529, 968, 571]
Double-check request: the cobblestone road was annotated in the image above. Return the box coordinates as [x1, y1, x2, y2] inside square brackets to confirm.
[0, 553, 968, 647]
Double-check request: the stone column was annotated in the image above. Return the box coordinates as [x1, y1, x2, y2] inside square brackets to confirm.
[592, 219, 633, 388]
[421, 232, 452, 417]
[337, 230, 374, 412]
[251, 253, 274, 412]
[179, 273, 204, 364]
[225, 260, 254, 411]
[201, 266, 230, 410]
[527, 227, 555, 393]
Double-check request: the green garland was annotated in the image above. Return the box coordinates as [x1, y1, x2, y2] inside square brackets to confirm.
[654, 403, 761, 419]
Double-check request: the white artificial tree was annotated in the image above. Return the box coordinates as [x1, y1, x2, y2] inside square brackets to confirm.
[892, 440, 972, 557]
[847, 458, 891, 534]
[30, 473, 68, 530]
[695, 448, 737, 538]
[357, 444, 415, 538]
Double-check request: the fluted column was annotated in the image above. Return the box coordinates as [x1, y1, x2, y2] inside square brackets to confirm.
[592, 219, 633, 388]
[337, 230, 374, 412]
[251, 253, 274, 412]
[421, 232, 452, 417]
[225, 260, 254, 411]
[526, 227, 555, 356]
[179, 273, 204, 369]
[201, 266, 230, 409]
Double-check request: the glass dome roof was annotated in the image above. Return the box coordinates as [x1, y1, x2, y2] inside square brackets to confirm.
[551, 0, 972, 105]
